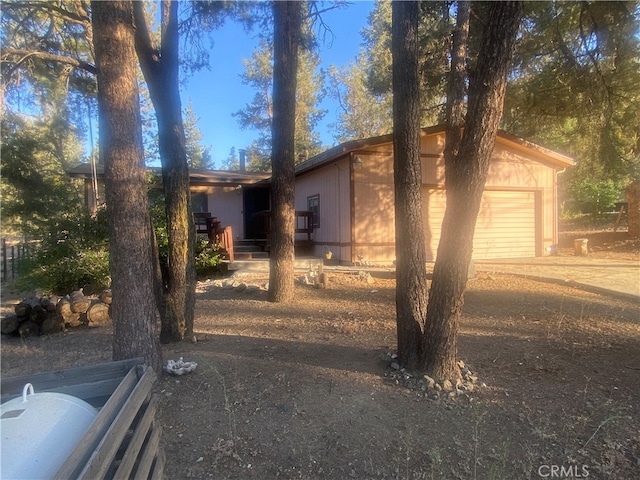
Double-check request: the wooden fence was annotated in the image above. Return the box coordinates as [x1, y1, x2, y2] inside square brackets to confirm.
[1, 238, 30, 282]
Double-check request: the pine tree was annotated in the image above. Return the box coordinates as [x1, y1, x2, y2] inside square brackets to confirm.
[91, 0, 162, 373]
[184, 100, 213, 169]
[234, 30, 326, 170]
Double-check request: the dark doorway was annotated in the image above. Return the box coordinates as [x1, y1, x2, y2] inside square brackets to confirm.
[243, 187, 270, 239]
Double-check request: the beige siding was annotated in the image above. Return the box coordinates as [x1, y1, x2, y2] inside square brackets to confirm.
[291, 129, 565, 264]
[295, 157, 351, 260]
[206, 187, 244, 240]
[423, 189, 537, 260]
[421, 132, 446, 186]
[352, 151, 396, 263]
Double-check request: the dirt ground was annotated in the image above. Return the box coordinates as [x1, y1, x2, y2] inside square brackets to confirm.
[1, 226, 639, 479]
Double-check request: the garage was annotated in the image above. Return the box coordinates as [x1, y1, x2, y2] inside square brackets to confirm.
[423, 189, 538, 260]
[289, 125, 574, 263]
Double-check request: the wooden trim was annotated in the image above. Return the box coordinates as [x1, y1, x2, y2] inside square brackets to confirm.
[553, 171, 559, 245]
[149, 446, 166, 480]
[133, 423, 163, 480]
[535, 189, 544, 256]
[481, 185, 542, 192]
[0, 357, 144, 399]
[315, 241, 350, 247]
[113, 395, 159, 478]
[352, 242, 396, 248]
[350, 152, 356, 263]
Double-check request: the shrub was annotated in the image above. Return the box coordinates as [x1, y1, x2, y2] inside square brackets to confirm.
[17, 250, 111, 295]
[568, 178, 624, 215]
[150, 193, 224, 278]
[16, 193, 224, 295]
[194, 239, 224, 276]
[15, 209, 111, 295]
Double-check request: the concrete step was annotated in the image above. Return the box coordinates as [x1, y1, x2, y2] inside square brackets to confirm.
[234, 245, 265, 253]
[228, 256, 326, 273]
[234, 251, 269, 260]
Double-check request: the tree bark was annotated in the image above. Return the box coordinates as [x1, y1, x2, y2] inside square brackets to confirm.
[391, 0, 428, 369]
[443, 0, 469, 159]
[268, 1, 302, 303]
[133, 0, 196, 342]
[421, 1, 523, 382]
[625, 180, 640, 238]
[91, 0, 162, 373]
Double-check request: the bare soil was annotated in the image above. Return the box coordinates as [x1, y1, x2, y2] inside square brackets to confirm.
[1, 227, 639, 479]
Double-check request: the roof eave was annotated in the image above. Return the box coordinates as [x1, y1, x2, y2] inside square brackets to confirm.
[66, 164, 271, 186]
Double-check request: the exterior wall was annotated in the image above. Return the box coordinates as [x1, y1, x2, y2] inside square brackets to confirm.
[351, 148, 396, 264]
[345, 132, 562, 263]
[488, 141, 559, 252]
[422, 188, 538, 260]
[295, 156, 351, 261]
[421, 132, 446, 186]
[204, 187, 244, 241]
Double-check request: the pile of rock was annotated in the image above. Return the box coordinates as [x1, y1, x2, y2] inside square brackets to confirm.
[382, 354, 484, 400]
[195, 276, 268, 294]
[1, 288, 112, 337]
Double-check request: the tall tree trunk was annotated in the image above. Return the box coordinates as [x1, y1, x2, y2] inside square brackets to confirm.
[421, 1, 523, 382]
[391, 0, 427, 369]
[443, 0, 469, 159]
[625, 180, 640, 238]
[133, 0, 196, 342]
[268, 1, 302, 303]
[91, 0, 162, 373]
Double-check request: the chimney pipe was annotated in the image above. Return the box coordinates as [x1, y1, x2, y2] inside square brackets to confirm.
[239, 149, 246, 171]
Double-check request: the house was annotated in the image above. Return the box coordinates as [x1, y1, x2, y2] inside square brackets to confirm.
[292, 126, 574, 263]
[67, 165, 271, 243]
[68, 125, 573, 264]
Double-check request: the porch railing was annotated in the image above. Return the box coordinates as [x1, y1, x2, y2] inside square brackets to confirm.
[253, 210, 315, 241]
[193, 214, 234, 262]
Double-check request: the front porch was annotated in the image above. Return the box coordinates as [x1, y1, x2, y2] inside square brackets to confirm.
[195, 210, 317, 262]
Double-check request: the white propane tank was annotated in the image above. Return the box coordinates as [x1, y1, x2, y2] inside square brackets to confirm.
[0, 383, 98, 479]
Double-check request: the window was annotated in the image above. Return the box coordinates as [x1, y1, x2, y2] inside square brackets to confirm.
[191, 192, 208, 213]
[307, 194, 320, 228]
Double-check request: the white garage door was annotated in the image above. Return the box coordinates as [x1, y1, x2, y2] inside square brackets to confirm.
[423, 189, 537, 260]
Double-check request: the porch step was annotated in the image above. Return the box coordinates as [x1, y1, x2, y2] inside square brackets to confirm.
[235, 244, 265, 253]
[234, 251, 269, 260]
[227, 256, 326, 273]
[231, 240, 268, 261]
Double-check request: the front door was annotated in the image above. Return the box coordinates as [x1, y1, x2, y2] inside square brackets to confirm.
[243, 187, 270, 239]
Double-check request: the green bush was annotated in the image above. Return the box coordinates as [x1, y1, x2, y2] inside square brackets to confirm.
[194, 239, 224, 276]
[568, 178, 624, 215]
[15, 209, 111, 295]
[16, 193, 225, 295]
[17, 249, 111, 295]
[150, 193, 224, 278]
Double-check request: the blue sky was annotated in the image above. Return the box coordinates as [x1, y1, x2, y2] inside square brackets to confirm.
[180, 1, 374, 168]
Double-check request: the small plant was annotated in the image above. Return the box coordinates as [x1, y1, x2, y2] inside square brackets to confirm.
[194, 239, 224, 276]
